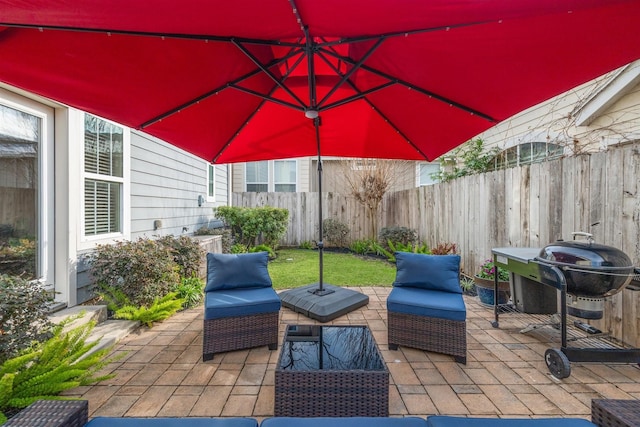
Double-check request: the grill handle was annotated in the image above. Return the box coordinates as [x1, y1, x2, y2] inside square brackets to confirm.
[571, 231, 594, 243]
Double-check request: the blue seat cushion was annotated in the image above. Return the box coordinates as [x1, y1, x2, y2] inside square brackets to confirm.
[205, 286, 281, 320]
[86, 417, 258, 427]
[387, 286, 466, 321]
[262, 417, 428, 427]
[426, 416, 596, 427]
[394, 252, 462, 294]
[205, 252, 272, 292]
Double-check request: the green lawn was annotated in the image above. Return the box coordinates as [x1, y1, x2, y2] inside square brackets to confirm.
[268, 248, 396, 289]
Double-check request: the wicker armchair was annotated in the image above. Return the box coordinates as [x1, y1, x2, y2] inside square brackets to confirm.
[203, 252, 280, 362]
[387, 252, 467, 364]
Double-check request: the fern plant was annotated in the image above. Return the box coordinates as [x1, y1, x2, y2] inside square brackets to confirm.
[97, 285, 130, 313]
[0, 318, 119, 423]
[113, 292, 184, 327]
[387, 240, 431, 262]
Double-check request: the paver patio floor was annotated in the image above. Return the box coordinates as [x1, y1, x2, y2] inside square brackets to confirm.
[66, 287, 640, 421]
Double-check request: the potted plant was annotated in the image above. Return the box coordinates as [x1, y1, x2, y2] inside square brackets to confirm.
[474, 259, 510, 306]
[460, 274, 477, 296]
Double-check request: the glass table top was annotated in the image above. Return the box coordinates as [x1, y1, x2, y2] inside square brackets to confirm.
[278, 325, 386, 371]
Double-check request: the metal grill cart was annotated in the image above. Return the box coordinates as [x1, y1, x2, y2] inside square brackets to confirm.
[490, 240, 640, 379]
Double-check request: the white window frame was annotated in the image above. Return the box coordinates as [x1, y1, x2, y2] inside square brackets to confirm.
[207, 163, 216, 202]
[245, 161, 269, 192]
[416, 162, 440, 186]
[274, 159, 297, 192]
[80, 113, 130, 245]
[0, 89, 55, 287]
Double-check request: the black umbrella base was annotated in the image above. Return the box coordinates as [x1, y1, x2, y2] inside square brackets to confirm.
[279, 283, 369, 323]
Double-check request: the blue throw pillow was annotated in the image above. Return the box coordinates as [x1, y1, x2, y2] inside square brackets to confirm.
[393, 252, 461, 294]
[205, 252, 272, 291]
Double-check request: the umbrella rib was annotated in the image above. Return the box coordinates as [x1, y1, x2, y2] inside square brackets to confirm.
[319, 47, 496, 123]
[316, 50, 430, 161]
[317, 37, 385, 108]
[212, 98, 268, 164]
[228, 84, 304, 111]
[140, 48, 303, 129]
[317, 19, 497, 48]
[0, 21, 303, 47]
[232, 39, 307, 108]
[211, 50, 306, 163]
[320, 82, 395, 111]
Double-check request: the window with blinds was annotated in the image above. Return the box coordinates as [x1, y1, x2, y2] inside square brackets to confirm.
[208, 164, 215, 198]
[274, 160, 296, 192]
[83, 114, 124, 236]
[245, 160, 297, 192]
[246, 161, 269, 192]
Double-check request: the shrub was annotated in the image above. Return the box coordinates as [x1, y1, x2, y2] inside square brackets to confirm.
[431, 242, 458, 255]
[215, 228, 233, 253]
[322, 218, 350, 248]
[254, 207, 289, 248]
[0, 275, 53, 364]
[299, 240, 314, 250]
[89, 237, 180, 307]
[173, 276, 203, 309]
[378, 226, 417, 251]
[214, 206, 289, 249]
[0, 318, 119, 423]
[387, 241, 430, 261]
[249, 244, 276, 259]
[349, 239, 393, 261]
[212, 206, 244, 237]
[350, 239, 374, 255]
[230, 243, 247, 254]
[156, 235, 203, 278]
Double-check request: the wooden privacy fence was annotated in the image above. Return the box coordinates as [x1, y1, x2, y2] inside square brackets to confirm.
[233, 142, 640, 344]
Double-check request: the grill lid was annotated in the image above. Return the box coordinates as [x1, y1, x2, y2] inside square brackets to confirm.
[535, 234, 634, 297]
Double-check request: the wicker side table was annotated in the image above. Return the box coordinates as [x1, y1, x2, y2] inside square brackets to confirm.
[4, 400, 88, 427]
[592, 399, 640, 427]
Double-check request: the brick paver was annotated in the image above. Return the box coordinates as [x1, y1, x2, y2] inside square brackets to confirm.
[76, 288, 640, 420]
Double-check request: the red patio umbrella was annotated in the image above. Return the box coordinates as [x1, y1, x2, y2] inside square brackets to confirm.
[1, 0, 639, 319]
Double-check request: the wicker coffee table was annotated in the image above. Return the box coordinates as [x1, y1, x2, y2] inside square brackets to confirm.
[275, 324, 389, 417]
[592, 399, 640, 427]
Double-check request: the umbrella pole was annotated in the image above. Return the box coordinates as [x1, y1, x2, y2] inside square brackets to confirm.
[311, 116, 334, 296]
[279, 116, 367, 321]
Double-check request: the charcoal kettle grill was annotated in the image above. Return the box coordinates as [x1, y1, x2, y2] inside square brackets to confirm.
[491, 233, 640, 379]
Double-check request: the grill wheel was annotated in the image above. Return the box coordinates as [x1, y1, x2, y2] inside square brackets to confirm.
[545, 348, 571, 379]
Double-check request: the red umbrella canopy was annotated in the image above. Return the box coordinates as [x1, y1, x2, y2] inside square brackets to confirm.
[1, 0, 639, 163]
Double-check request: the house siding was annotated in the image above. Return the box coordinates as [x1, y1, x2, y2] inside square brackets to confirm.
[129, 131, 226, 238]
